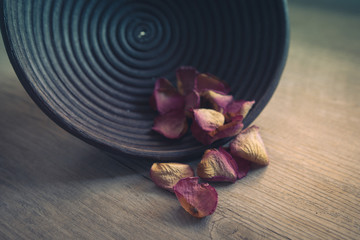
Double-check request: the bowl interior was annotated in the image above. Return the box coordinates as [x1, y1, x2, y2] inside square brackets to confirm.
[0, 0, 289, 160]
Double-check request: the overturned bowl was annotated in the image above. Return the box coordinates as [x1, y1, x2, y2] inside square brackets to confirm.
[0, 0, 289, 160]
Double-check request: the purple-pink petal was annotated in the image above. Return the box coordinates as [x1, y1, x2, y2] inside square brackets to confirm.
[152, 110, 188, 139]
[233, 156, 251, 179]
[195, 73, 230, 94]
[173, 177, 218, 218]
[221, 147, 251, 179]
[190, 118, 214, 145]
[151, 78, 185, 114]
[225, 100, 255, 121]
[176, 66, 199, 96]
[184, 90, 200, 114]
[191, 114, 244, 145]
[218, 147, 239, 176]
[201, 90, 234, 113]
[211, 115, 244, 141]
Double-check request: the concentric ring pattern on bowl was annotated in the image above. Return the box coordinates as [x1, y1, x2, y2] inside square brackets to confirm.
[0, 0, 289, 160]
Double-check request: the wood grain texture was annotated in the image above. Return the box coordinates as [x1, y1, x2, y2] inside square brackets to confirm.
[1, 1, 360, 239]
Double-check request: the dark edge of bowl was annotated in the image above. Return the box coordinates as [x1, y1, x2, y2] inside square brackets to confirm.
[0, 0, 290, 162]
[242, 0, 290, 130]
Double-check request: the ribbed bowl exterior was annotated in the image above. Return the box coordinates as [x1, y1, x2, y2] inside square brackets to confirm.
[0, 0, 289, 160]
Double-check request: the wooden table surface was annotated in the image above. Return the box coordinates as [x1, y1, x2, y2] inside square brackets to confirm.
[1, 1, 360, 239]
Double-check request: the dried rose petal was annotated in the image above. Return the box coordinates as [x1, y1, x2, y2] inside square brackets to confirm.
[190, 119, 213, 145]
[191, 114, 243, 145]
[221, 147, 251, 179]
[196, 73, 230, 94]
[150, 78, 185, 114]
[233, 156, 251, 179]
[225, 100, 255, 121]
[197, 147, 238, 182]
[176, 66, 199, 96]
[230, 125, 269, 166]
[201, 90, 234, 113]
[210, 115, 244, 140]
[150, 163, 194, 192]
[192, 109, 225, 132]
[218, 147, 239, 175]
[173, 177, 218, 218]
[152, 110, 188, 139]
[184, 90, 200, 114]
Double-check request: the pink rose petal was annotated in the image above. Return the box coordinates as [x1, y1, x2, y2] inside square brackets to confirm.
[195, 73, 230, 94]
[225, 100, 255, 121]
[184, 90, 200, 114]
[233, 156, 251, 179]
[220, 147, 251, 179]
[201, 90, 234, 113]
[210, 115, 244, 140]
[197, 148, 238, 183]
[151, 78, 185, 114]
[190, 119, 213, 145]
[152, 110, 188, 139]
[191, 114, 244, 145]
[173, 177, 218, 218]
[150, 163, 194, 192]
[176, 66, 199, 96]
[218, 147, 239, 175]
[192, 109, 225, 132]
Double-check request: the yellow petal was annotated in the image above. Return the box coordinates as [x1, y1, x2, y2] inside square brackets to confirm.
[230, 125, 269, 165]
[150, 163, 194, 192]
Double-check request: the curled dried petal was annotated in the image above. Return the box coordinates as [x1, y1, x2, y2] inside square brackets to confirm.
[197, 148, 238, 182]
[201, 90, 233, 113]
[192, 109, 225, 132]
[151, 78, 185, 114]
[176, 66, 199, 96]
[190, 119, 213, 145]
[173, 177, 218, 218]
[225, 100, 255, 121]
[210, 115, 244, 139]
[184, 90, 200, 114]
[230, 125, 269, 165]
[218, 147, 239, 174]
[152, 110, 188, 139]
[220, 147, 251, 179]
[233, 156, 251, 180]
[150, 163, 194, 192]
[196, 73, 230, 94]
[191, 115, 243, 145]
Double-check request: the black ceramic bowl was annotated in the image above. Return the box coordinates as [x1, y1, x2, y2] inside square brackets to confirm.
[0, 0, 289, 160]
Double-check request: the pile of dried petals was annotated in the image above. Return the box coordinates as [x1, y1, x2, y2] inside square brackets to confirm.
[149, 67, 270, 218]
[150, 126, 269, 218]
[150, 66, 255, 144]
